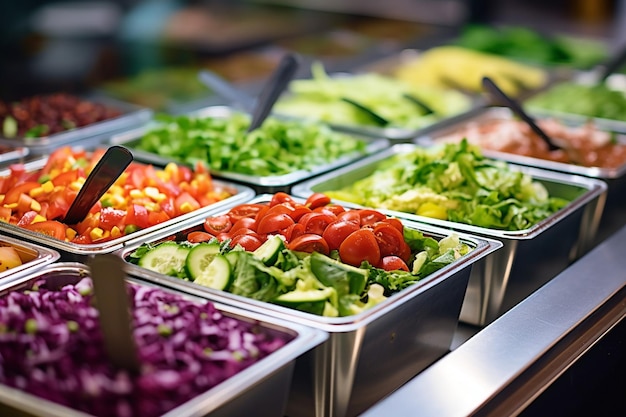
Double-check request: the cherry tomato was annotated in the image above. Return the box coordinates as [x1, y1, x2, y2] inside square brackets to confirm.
[270, 192, 295, 207]
[379, 256, 410, 272]
[299, 212, 336, 235]
[279, 222, 305, 241]
[231, 234, 263, 251]
[357, 209, 387, 226]
[187, 231, 214, 243]
[339, 229, 381, 267]
[264, 204, 295, 218]
[23, 220, 67, 240]
[337, 210, 361, 224]
[313, 204, 345, 216]
[227, 204, 266, 222]
[373, 223, 411, 261]
[257, 213, 295, 235]
[384, 217, 404, 234]
[289, 204, 312, 222]
[204, 215, 233, 235]
[288, 234, 330, 255]
[322, 220, 360, 251]
[230, 217, 257, 233]
[216, 232, 232, 242]
[231, 227, 260, 238]
[305, 193, 331, 209]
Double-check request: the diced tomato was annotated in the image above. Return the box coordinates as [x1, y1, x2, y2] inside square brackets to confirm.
[126, 204, 150, 230]
[187, 231, 214, 243]
[23, 221, 67, 240]
[99, 207, 126, 230]
[174, 192, 201, 215]
[51, 169, 79, 186]
[3, 182, 40, 205]
[379, 256, 410, 272]
[148, 210, 170, 225]
[16, 211, 38, 227]
[40, 148, 73, 176]
[0, 206, 11, 222]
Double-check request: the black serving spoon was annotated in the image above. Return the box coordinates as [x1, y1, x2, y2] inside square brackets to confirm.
[247, 53, 300, 132]
[597, 43, 626, 83]
[482, 76, 560, 151]
[402, 93, 436, 115]
[340, 97, 390, 126]
[63, 146, 134, 225]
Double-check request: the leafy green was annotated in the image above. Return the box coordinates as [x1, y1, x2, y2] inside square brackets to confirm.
[325, 140, 570, 231]
[136, 112, 366, 176]
[131, 228, 470, 317]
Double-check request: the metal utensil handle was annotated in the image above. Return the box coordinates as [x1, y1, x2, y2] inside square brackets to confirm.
[341, 97, 390, 126]
[247, 53, 300, 132]
[599, 43, 626, 82]
[90, 254, 140, 373]
[481, 76, 559, 151]
[64, 145, 134, 224]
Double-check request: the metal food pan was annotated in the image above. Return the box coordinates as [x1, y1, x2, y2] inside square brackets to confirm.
[0, 233, 60, 285]
[0, 262, 327, 417]
[291, 144, 608, 326]
[110, 105, 389, 193]
[0, 96, 153, 155]
[0, 144, 29, 167]
[0, 156, 255, 260]
[117, 194, 501, 417]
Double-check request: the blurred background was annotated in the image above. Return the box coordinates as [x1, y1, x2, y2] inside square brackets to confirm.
[0, 0, 624, 104]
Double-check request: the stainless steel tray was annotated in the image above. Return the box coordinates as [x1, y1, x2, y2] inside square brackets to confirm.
[110, 105, 389, 193]
[118, 194, 501, 417]
[0, 144, 29, 167]
[0, 233, 60, 285]
[291, 144, 608, 326]
[0, 96, 153, 155]
[0, 156, 255, 260]
[0, 262, 327, 417]
[415, 106, 626, 179]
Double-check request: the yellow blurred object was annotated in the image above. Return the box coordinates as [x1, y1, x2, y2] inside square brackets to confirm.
[393, 46, 547, 96]
[416, 202, 448, 220]
[0, 246, 23, 271]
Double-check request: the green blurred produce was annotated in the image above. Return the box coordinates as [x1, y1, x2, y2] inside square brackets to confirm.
[455, 25, 608, 68]
[526, 82, 626, 121]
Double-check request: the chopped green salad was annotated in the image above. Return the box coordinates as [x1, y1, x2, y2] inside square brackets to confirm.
[274, 62, 471, 129]
[129, 230, 471, 317]
[324, 140, 570, 231]
[136, 112, 367, 176]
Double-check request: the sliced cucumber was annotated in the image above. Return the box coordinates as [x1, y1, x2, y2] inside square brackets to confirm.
[273, 287, 334, 315]
[138, 242, 190, 276]
[310, 252, 368, 295]
[185, 242, 221, 280]
[193, 255, 232, 290]
[253, 235, 285, 265]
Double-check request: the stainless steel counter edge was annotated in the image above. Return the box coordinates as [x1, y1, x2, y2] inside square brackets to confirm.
[361, 225, 626, 417]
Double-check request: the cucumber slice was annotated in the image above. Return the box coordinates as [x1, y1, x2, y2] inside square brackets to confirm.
[273, 287, 334, 315]
[193, 255, 232, 290]
[138, 242, 190, 276]
[253, 235, 285, 265]
[185, 243, 221, 280]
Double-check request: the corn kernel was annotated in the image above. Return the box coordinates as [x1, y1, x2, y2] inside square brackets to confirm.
[111, 226, 122, 238]
[5, 203, 17, 209]
[90, 228, 104, 240]
[29, 187, 45, 198]
[30, 200, 41, 212]
[129, 189, 143, 199]
[66, 228, 77, 241]
[144, 202, 158, 212]
[32, 214, 47, 224]
[69, 180, 83, 192]
[144, 187, 160, 200]
[41, 181, 54, 193]
[179, 202, 194, 214]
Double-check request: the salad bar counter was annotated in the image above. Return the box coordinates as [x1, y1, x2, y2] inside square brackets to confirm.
[0, 4, 625, 416]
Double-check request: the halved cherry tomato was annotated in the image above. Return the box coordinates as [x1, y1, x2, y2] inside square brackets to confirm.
[231, 227, 260, 238]
[384, 217, 404, 234]
[231, 234, 263, 251]
[204, 214, 233, 235]
[23, 220, 67, 240]
[228, 204, 266, 222]
[288, 205, 312, 222]
[357, 209, 387, 226]
[187, 231, 214, 243]
[337, 210, 361, 224]
[314, 204, 345, 216]
[379, 256, 410, 272]
[339, 229, 381, 267]
[263, 204, 295, 218]
[322, 220, 360, 251]
[373, 223, 411, 261]
[279, 222, 305, 241]
[299, 212, 336, 235]
[270, 192, 295, 207]
[257, 213, 295, 235]
[230, 217, 257, 233]
[305, 193, 331, 210]
[288, 234, 329, 255]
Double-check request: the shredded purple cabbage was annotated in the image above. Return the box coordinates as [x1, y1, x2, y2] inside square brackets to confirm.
[0, 277, 291, 417]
